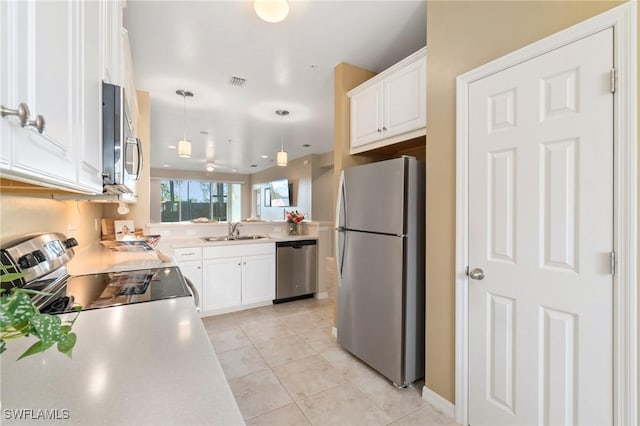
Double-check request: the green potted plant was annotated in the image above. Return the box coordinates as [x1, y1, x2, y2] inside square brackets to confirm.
[0, 267, 80, 360]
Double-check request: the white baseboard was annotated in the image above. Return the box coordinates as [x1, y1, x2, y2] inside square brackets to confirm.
[314, 292, 328, 300]
[331, 326, 337, 338]
[422, 386, 455, 419]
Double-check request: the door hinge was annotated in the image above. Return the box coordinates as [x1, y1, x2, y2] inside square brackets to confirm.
[610, 68, 616, 93]
[610, 251, 616, 276]
[465, 266, 469, 277]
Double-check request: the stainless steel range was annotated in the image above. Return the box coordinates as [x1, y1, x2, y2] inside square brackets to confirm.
[1, 233, 195, 314]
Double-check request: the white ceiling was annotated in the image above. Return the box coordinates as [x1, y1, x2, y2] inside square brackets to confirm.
[124, 0, 426, 174]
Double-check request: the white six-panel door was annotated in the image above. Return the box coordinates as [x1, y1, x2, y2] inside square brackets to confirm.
[468, 28, 614, 425]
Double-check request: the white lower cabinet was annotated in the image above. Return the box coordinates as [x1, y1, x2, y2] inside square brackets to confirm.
[241, 254, 276, 305]
[175, 243, 275, 316]
[202, 257, 242, 312]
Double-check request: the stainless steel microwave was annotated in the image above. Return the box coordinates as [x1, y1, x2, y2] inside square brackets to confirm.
[102, 82, 142, 194]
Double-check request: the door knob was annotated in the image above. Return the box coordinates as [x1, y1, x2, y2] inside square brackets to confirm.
[469, 268, 485, 280]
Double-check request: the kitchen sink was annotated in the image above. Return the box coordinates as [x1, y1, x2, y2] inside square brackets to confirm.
[201, 235, 267, 242]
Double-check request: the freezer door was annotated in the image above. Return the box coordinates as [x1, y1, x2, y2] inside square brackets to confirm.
[342, 157, 406, 235]
[337, 230, 405, 385]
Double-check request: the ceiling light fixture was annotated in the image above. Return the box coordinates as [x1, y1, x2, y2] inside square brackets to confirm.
[206, 163, 214, 172]
[176, 89, 194, 158]
[275, 109, 289, 167]
[254, 0, 289, 23]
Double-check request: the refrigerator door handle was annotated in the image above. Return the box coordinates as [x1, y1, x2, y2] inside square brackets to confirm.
[335, 171, 347, 282]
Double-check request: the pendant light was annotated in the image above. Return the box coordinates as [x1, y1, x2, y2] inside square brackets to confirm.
[275, 109, 289, 167]
[254, 0, 289, 23]
[176, 89, 194, 158]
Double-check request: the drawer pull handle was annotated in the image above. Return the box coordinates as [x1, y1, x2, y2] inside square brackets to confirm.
[1, 102, 30, 127]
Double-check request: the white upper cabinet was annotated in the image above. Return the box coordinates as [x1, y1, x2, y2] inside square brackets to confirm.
[7, 0, 76, 186]
[349, 47, 426, 154]
[0, 0, 123, 194]
[101, 0, 122, 85]
[350, 82, 384, 148]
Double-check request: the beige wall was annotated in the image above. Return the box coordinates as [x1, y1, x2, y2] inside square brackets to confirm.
[0, 195, 103, 249]
[311, 152, 334, 222]
[425, 0, 626, 404]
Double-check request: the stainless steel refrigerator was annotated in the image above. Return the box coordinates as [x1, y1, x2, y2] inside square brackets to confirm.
[336, 156, 425, 387]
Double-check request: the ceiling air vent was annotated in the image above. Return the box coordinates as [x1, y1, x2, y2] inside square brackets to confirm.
[228, 76, 247, 87]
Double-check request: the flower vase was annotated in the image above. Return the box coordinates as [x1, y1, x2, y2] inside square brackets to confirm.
[288, 223, 298, 235]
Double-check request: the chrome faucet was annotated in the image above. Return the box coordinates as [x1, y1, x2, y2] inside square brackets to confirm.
[228, 222, 241, 238]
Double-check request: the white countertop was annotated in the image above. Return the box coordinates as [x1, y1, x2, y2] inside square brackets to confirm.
[67, 242, 175, 276]
[2, 243, 244, 425]
[0, 298, 244, 425]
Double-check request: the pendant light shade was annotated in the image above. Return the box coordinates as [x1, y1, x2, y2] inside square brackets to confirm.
[275, 109, 289, 167]
[254, 0, 289, 23]
[276, 150, 288, 167]
[177, 139, 192, 158]
[176, 89, 194, 159]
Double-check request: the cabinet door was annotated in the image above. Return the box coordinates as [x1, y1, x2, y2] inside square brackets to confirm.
[350, 82, 383, 149]
[177, 260, 203, 312]
[11, 0, 76, 185]
[0, 0, 14, 169]
[242, 254, 275, 305]
[77, 0, 104, 193]
[383, 57, 426, 138]
[101, 0, 122, 85]
[203, 258, 242, 312]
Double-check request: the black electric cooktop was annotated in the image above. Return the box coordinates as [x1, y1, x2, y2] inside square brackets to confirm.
[38, 267, 191, 314]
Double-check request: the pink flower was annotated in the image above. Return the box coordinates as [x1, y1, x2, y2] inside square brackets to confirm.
[286, 210, 304, 224]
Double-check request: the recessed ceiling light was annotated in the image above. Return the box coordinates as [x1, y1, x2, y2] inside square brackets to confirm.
[206, 163, 214, 172]
[232, 169, 237, 173]
[302, 144, 311, 147]
[163, 164, 169, 167]
[261, 155, 269, 159]
[310, 65, 317, 70]
[168, 145, 176, 149]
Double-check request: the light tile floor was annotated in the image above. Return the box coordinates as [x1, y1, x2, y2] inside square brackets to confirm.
[202, 297, 458, 426]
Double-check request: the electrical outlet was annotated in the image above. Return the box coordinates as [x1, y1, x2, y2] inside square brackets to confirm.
[66, 224, 78, 236]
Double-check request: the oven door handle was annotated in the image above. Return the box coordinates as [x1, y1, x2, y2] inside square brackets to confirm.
[184, 278, 200, 312]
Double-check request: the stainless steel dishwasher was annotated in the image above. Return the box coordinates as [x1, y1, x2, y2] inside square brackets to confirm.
[275, 239, 317, 303]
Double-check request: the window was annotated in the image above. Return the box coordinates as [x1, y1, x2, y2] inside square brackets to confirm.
[160, 180, 241, 222]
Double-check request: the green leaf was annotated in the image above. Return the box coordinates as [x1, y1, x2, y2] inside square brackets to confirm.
[0, 272, 26, 283]
[17, 339, 54, 360]
[0, 287, 81, 360]
[10, 288, 52, 296]
[30, 314, 63, 346]
[57, 332, 77, 358]
[4, 292, 37, 324]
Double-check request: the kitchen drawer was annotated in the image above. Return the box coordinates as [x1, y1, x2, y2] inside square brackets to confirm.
[173, 247, 203, 261]
[203, 242, 274, 260]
